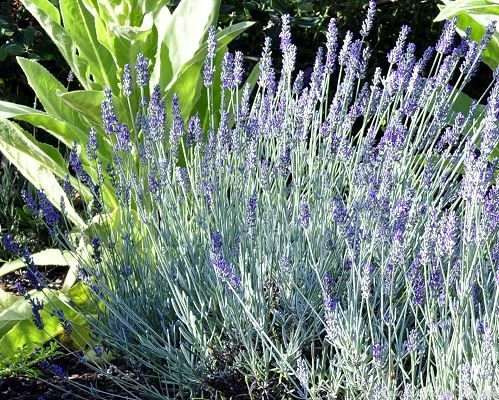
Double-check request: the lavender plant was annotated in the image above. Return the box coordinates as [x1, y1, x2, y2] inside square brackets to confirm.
[15, 2, 499, 398]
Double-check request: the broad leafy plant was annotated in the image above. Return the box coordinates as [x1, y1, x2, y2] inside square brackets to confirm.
[0, 0, 253, 369]
[435, 0, 499, 69]
[0, 0, 253, 234]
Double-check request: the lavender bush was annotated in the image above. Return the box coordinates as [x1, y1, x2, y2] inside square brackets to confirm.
[10, 2, 499, 398]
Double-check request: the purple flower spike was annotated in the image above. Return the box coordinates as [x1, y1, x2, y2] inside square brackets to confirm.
[135, 53, 149, 87]
[101, 86, 118, 135]
[221, 52, 235, 90]
[38, 360, 67, 378]
[86, 127, 98, 160]
[210, 231, 223, 255]
[69, 144, 94, 189]
[21, 189, 37, 215]
[360, 1, 376, 39]
[122, 63, 132, 96]
[91, 237, 102, 264]
[338, 31, 353, 67]
[300, 202, 311, 229]
[2, 233, 20, 255]
[211, 254, 241, 290]
[387, 25, 411, 64]
[187, 114, 202, 146]
[258, 37, 276, 91]
[203, 26, 217, 87]
[115, 123, 132, 152]
[233, 51, 245, 87]
[325, 19, 338, 73]
[23, 249, 46, 290]
[371, 341, 387, 368]
[29, 297, 44, 330]
[293, 70, 305, 95]
[436, 17, 457, 55]
[245, 193, 258, 231]
[280, 14, 297, 75]
[37, 190, 59, 231]
[147, 84, 166, 142]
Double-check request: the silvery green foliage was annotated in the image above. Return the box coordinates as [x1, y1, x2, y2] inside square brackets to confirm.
[61, 5, 499, 399]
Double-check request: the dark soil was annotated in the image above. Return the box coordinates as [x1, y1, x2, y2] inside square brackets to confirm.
[0, 267, 144, 400]
[0, 358, 143, 400]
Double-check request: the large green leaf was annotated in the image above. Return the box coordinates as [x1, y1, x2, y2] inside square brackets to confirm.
[16, 58, 88, 129]
[0, 119, 85, 227]
[19, 0, 86, 88]
[151, 0, 222, 90]
[0, 289, 91, 362]
[0, 249, 75, 277]
[435, 0, 499, 70]
[0, 103, 88, 148]
[59, 0, 117, 91]
[435, 0, 499, 20]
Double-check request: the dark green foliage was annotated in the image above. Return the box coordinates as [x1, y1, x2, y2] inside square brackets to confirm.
[0, 158, 52, 263]
[220, 1, 443, 70]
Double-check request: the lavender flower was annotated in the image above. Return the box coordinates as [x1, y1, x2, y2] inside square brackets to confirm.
[210, 231, 223, 255]
[211, 254, 241, 290]
[101, 86, 118, 135]
[481, 324, 494, 381]
[122, 63, 132, 96]
[436, 210, 458, 260]
[86, 127, 98, 160]
[115, 123, 132, 152]
[175, 167, 190, 194]
[145, 84, 167, 143]
[277, 145, 291, 176]
[280, 14, 297, 75]
[38, 360, 67, 378]
[459, 362, 473, 399]
[360, 263, 374, 300]
[29, 297, 44, 330]
[233, 51, 245, 87]
[221, 52, 234, 90]
[66, 70, 74, 83]
[325, 19, 338, 73]
[258, 37, 275, 91]
[295, 357, 310, 395]
[371, 341, 387, 368]
[338, 31, 353, 67]
[135, 53, 149, 87]
[360, 1, 376, 39]
[292, 70, 305, 95]
[37, 189, 60, 232]
[404, 328, 425, 355]
[483, 185, 499, 234]
[309, 47, 325, 99]
[300, 202, 311, 229]
[91, 236, 102, 264]
[186, 114, 202, 147]
[245, 193, 258, 231]
[436, 17, 457, 55]
[387, 25, 411, 64]
[2, 233, 20, 255]
[203, 26, 217, 87]
[52, 308, 73, 335]
[407, 257, 425, 306]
